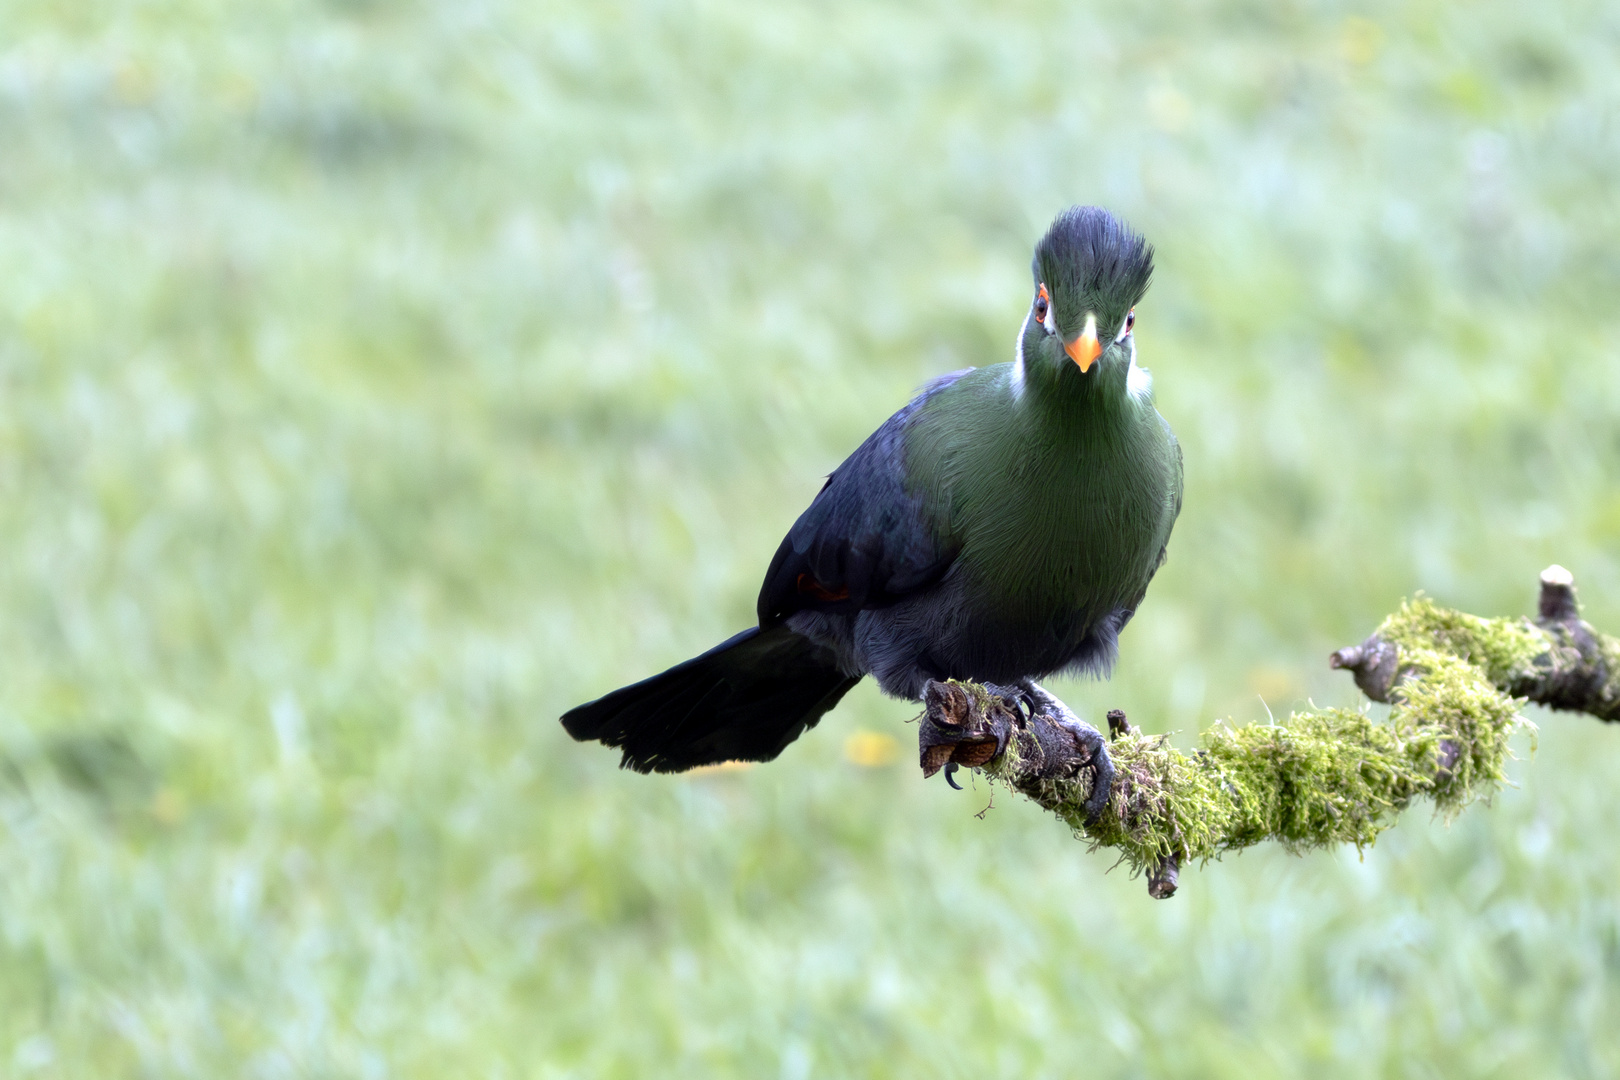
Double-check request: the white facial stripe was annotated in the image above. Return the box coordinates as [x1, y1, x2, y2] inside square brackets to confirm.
[1126, 336, 1152, 401]
[1011, 311, 1029, 401]
[1042, 302, 1057, 336]
[1115, 312, 1131, 343]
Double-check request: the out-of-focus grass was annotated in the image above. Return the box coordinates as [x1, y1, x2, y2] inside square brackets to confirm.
[1, 0, 1618, 1075]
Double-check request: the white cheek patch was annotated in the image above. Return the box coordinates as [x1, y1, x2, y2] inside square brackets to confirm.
[1011, 311, 1029, 401]
[1042, 305, 1057, 336]
[1126, 335, 1153, 401]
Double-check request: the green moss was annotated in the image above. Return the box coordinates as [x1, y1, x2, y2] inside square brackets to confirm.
[1600, 635, 1620, 712]
[1377, 597, 1546, 684]
[986, 604, 1532, 876]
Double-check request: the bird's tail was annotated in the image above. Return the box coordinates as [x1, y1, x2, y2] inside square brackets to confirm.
[560, 626, 861, 773]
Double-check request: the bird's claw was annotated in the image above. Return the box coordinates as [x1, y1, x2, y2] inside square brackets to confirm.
[1067, 723, 1115, 825]
[1018, 680, 1114, 825]
[944, 761, 963, 790]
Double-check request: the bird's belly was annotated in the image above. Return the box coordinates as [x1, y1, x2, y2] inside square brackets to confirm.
[843, 553, 1139, 699]
[829, 443, 1173, 700]
[932, 469, 1166, 678]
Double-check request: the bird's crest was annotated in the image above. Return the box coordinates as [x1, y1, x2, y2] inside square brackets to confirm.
[1033, 207, 1154, 338]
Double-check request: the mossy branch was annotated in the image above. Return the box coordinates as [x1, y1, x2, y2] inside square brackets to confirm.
[919, 566, 1618, 897]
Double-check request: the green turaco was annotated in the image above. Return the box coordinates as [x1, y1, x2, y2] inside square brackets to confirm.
[564, 206, 1182, 814]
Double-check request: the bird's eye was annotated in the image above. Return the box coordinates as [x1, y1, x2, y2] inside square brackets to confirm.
[1034, 284, 1050, 326]
[1117, 308, 1136, 342]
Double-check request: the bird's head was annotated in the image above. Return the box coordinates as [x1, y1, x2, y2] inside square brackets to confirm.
[1018, 206, 1153, 393]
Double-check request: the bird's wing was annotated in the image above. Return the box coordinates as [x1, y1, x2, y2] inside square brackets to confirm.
[756, 371, 969, 625]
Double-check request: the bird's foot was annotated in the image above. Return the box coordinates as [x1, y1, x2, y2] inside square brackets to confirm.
[918, 679, 1113, 821]
[983, 681, 1038, 725]
[919, 680, 1008, 786]
[1018, 680, 1115, 825]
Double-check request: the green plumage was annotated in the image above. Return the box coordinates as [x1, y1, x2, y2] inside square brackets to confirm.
[907, 335, 1182, 656]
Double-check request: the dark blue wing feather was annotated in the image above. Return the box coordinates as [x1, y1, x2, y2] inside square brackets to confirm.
[756, 371, 968, 625]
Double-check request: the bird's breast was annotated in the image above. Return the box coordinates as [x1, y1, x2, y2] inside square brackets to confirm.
[954, 424, 1172, 628]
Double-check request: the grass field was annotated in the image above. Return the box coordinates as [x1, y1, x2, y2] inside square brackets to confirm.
[2, 0, 1619, 1075]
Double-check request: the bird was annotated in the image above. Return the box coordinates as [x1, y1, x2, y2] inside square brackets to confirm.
[562, 206, 1182, 813]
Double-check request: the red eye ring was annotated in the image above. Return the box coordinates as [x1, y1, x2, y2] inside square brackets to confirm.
[1034, 284, 1050, 324]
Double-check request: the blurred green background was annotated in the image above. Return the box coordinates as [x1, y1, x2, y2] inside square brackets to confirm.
[2, 0, 1619, 1075]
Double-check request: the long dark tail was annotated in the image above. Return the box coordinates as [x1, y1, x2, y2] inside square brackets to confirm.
[560, 626, 861, 773]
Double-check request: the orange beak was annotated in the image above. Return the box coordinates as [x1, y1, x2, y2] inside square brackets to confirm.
[1064, 315, 1102, 372]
